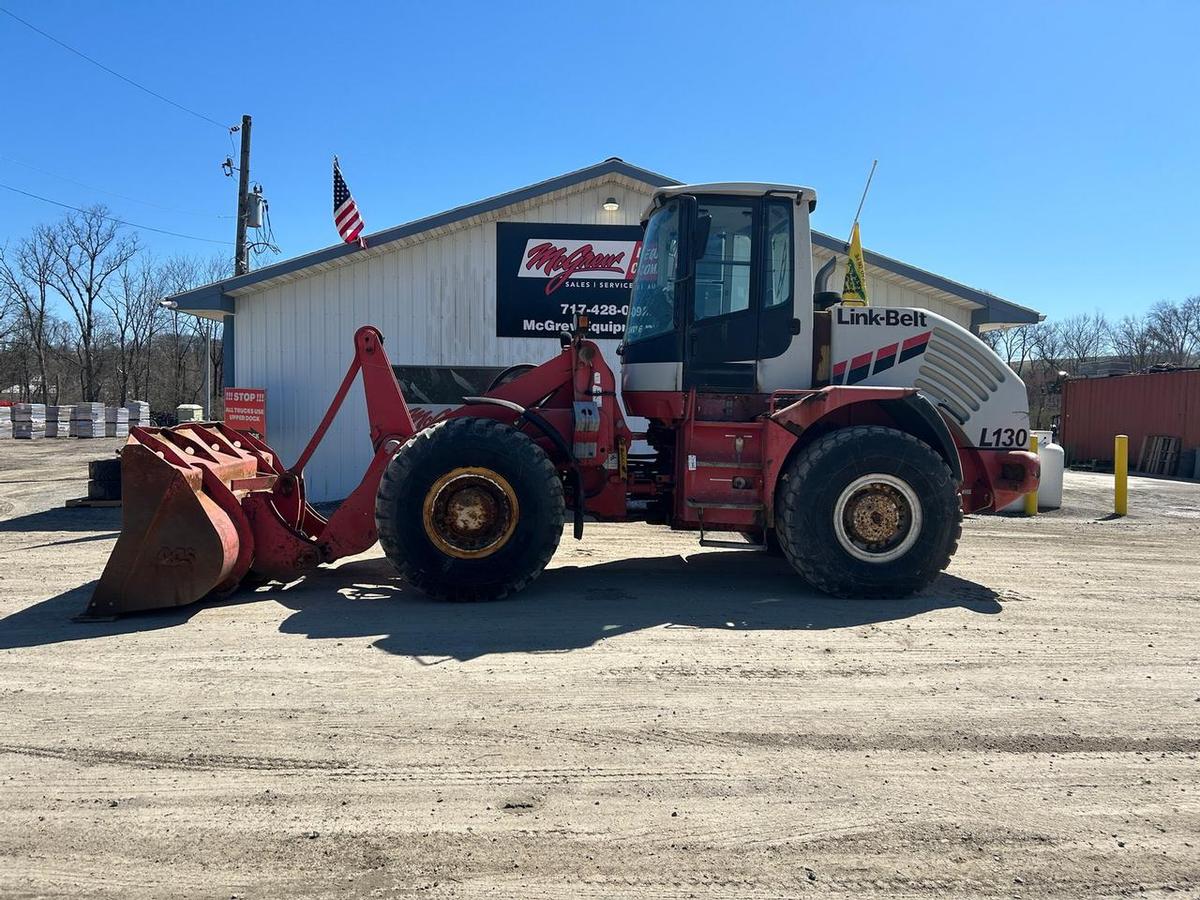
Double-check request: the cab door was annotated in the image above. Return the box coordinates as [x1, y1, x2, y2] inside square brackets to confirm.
[683, 198, 760, 391]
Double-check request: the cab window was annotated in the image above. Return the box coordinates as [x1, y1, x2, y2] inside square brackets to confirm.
[763, 200, 793, 309]
[626, 202, 681, 343]
[694, 202, 754, 320]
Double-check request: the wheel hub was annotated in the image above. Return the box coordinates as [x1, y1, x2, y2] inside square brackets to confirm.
[422, 467, 520, 559]
[847, 489, 905, 543]
[833, 474, 923, 564]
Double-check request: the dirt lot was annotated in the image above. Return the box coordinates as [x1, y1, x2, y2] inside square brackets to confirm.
[0, 438, 1197, 899]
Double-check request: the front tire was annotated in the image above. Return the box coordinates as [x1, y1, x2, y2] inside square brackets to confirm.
[375, 417, 564, 601]
[775, 426, 961, 598]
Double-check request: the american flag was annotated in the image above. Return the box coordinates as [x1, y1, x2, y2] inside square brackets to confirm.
[333, 157, 366, 245]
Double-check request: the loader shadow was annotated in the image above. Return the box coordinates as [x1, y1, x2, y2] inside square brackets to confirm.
[0, 580, 262, 650]
[0, 553, 1002, 657]
[271, 551, 1003, 661]
[0, 505, 121, 534]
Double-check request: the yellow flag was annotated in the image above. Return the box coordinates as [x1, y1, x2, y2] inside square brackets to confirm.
[841, 222, 869, 305]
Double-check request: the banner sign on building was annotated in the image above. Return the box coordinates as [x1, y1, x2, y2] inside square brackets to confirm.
[496, 222, 643, 338]
[224, 387, 266, 436]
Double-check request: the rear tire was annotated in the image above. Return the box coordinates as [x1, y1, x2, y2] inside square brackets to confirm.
[775, 426, 961, 598]
[375, 417, 564, 601]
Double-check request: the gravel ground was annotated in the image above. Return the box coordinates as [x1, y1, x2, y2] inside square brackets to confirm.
[0, 437, 1197, 899]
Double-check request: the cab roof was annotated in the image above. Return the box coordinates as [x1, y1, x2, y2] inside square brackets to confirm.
[646, 182, 818, 220]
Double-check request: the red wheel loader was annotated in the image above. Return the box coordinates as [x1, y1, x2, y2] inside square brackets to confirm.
[85, 182, 1039, 618]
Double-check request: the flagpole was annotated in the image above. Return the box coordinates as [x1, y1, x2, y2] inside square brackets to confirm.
[852, 159, 878, 227]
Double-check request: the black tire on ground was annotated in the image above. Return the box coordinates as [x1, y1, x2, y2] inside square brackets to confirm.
[374, 417, 564, 601]
[763, 528, 784, 556]
[775, 425, 962, 599]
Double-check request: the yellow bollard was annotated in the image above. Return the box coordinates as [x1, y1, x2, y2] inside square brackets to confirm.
[1114, 434, 1128, 516]
[1023, 435, 1039, 516]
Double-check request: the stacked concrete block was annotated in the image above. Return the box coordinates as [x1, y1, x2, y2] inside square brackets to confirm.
[13, 403, 46, 439]
[0, 407, 12, 439]
[87, 458, 121, 501]
[105, 406, 130, 438]
[125, 400, 150, 428]
[176, 403, 204, 423]
[44, 405, 73, 438]
[72, 402, 105, 438]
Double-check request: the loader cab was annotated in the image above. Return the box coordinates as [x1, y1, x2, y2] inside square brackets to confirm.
[621, 183, 817, 403]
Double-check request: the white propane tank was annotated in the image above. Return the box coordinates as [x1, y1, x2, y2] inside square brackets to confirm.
[1036, 435, 1065, 510]
[1000, 430, 1064, 511]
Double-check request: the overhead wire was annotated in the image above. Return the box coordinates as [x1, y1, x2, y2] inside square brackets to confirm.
[0, 9, 273, 256]
[0, 183, 232, 245]
[0, 5, 234, 133]
[1, 154, 233, 220]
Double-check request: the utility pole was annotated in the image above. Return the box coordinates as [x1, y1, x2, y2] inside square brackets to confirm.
[219, 113, 253, 418]
[204, 326, 212, 420]
[233, 114, 253, 276]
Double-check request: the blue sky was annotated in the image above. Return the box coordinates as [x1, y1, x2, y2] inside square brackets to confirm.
[1, 0, 1197, 322]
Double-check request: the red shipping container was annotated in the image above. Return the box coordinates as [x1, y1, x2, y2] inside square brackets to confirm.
[1061, 370, 1200, 468]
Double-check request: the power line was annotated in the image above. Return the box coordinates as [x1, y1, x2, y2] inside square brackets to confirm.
[1, 155, 233, 220]
[0, 5, 233, 133]
[0, 182, 232, 245]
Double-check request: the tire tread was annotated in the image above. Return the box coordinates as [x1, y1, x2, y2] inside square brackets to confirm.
[776, 425, 962, 598]
[375, 417, 563, 601]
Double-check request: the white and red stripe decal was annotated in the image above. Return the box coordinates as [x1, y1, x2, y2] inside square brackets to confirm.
[832, 331, 931, 385]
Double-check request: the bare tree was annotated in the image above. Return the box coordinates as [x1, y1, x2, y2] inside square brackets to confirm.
[0, 255, 23, 346]
[154, 255, 228, 410]
[46, 207, 138, 401]
[102, 256, 164, 404]
[157, 256, 202, 408]
[1146, 298, 1199, 366]
[1109, 314, 1159, 373]
[1026, 322, 1065, 429]
[980, 324, 1032, 373]
[1058, 312, 1110, 375]
[0, 228, 58, 403]
[183, 256, 230, 411]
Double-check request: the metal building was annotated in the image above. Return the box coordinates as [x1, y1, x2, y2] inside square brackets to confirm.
[168, 158, 1042, 501]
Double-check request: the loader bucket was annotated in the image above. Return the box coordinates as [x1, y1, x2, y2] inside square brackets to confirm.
[82, 424, 277, 619]
[83, 326, 423, 618]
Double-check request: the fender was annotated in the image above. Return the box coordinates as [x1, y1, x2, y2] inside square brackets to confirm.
[763, 386, 964, 520]
[877, 393, 963, 482]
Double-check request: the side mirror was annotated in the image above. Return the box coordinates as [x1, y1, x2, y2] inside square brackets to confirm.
[692, 212, 712, 260]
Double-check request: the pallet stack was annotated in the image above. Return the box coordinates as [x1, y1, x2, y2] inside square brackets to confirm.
[105, 406, 130, 438]
[13, 403, 46, 440]
[1138, 435, 1181, 476]
[72, 402, 105, 438]
[125, 400, 150, 429]
[45, 405, 73, 438]
[176, 403, 204, 423]
[0, 407, 12, 439]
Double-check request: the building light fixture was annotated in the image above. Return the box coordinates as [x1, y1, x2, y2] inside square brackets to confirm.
[602, 197, 619, 212]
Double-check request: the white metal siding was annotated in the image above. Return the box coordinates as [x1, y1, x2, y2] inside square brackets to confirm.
[236, 179, 654, 501]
